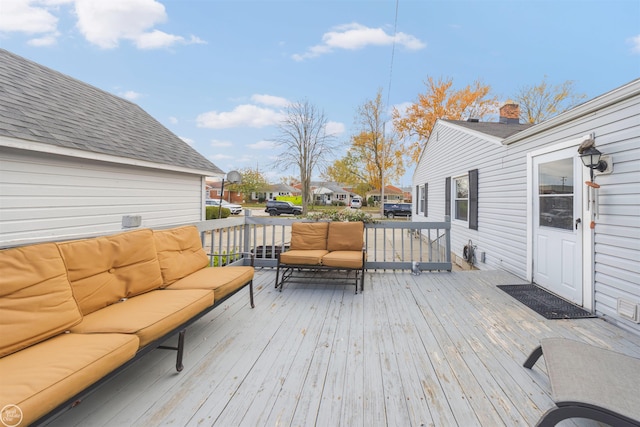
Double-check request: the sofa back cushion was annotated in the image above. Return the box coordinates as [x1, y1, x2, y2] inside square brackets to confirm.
[290, 222, 329, 250]
[327, 221, 364, 252]
[57, 229, 163, 315]
[153, 226, 209, 286]
[0, 243, 82, 357]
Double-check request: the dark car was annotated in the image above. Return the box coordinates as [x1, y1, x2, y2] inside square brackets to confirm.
[383, 202, 412, 219]
[265, 200, 303, 216]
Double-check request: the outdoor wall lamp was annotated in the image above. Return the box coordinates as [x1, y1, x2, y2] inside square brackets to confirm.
[578, 138, 609, 182]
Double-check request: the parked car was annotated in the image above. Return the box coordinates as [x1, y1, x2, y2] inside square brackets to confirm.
[350, 197, 362, 209]
[205, 199, 242, 215]
[383, 202, 412, 219]
[265, 200, 303, 216]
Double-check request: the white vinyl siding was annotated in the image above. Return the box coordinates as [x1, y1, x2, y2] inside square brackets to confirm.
[1, 147, 205, 246]
[412, 80, 640, 336]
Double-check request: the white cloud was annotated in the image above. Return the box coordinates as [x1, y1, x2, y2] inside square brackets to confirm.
[210, 139, 233, 147]
[293, 22, 425, 61]
[197, 104, 283, 129]
[210, 153, 234, 161]
[248, 140, 276, 150]
[27, 32, 60, 46]
[179, 136, 194, 146]
[120, 90, 142, 100]
[325, 121, 345, 136]
[628, 34, 640, 54]
[169, 116, 178, 124]
[74, 0, 204, 49]
[0, 0, 70, 45]
[251, 94, 290, 107]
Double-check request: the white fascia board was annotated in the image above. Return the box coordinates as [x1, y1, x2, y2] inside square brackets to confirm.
[0, 135, 223, 178]
[503, 78, 640, 145]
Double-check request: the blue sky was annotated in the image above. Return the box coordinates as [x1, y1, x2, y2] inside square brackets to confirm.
[1, 0, 639, 186]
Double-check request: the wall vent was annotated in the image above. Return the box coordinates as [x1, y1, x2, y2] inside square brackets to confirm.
[122, 215, 142, 229]
[617, 298, 639, 323]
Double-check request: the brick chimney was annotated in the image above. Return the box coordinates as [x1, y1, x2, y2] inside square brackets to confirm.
[499, 103, 520, 124]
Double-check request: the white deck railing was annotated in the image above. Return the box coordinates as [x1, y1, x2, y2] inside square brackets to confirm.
[194, 214, 452, 272]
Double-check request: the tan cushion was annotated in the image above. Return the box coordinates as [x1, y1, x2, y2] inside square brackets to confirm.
[70, 289, 214, 347]
[167, 266, 254, 303]
[57, 229, 163, 315]
[153, 226, 210, 285]
[0, 332, 138, 427]
[322, 251, 364, 269]
[290, 222, 329, 250]
[279, 249, 328, 265]
[327, 221, 364, 252]
[0, 243, 82, 357]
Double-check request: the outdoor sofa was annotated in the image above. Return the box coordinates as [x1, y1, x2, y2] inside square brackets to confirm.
[275, 221, 366, 294]
[524, 337, 640, 427]
[0, 225, 254, 426]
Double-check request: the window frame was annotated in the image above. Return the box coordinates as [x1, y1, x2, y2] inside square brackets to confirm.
[453, 174, 469, 222]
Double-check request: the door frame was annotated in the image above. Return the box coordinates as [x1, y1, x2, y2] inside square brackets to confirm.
[525, 136, 594, 310]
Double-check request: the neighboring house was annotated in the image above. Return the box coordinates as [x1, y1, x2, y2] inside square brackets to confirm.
[311, 181, 350, 205]
[0, 49, 223, 247]
[367, 185, 405, 204]
[206, 180, 243, 204]
[413, 80, 640, 335]
[254, 183, 300, 201]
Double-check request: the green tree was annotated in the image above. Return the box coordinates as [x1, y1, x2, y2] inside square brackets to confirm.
[227, 167, 269, 203]
[272, 99, 337, 214]
[514, 76, 587, 124]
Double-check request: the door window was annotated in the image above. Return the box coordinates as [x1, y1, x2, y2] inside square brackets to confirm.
[538, 158, 573, 230]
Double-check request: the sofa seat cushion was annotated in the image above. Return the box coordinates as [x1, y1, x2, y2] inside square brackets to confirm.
[153, 226, 210, 286]
[280, 249, 329, 266]
[0, 332, 138, 427]
[167, 266, 254, 303]
[321, 251, 364, 269]
[290, 222, 329, 250]
[70, 289, 214, 347]
[57, 229, 164, 315]
[327, 221, 364, 252]
[0, 242, 82, 358]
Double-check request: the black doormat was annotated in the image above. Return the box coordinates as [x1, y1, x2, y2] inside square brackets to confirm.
[497, 284, 597, 319]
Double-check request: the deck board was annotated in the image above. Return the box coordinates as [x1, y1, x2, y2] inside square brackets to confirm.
[45, 269, 640, 427]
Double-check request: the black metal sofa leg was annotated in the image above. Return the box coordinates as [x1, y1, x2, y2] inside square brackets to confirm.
[158, 329, 186, 372]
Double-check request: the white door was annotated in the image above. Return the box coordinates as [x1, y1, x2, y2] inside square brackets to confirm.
[532, 148, 583, 305]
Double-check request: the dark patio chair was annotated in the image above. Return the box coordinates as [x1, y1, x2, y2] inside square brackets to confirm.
[524, 338, 640, 427]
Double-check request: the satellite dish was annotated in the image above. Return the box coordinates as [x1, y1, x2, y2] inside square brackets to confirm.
[226, 170, 242, 183]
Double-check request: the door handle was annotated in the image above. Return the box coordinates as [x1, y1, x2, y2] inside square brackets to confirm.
[575, 218, 582, 230]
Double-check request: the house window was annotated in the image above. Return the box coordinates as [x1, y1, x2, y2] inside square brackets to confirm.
[423, 183, 428, 217]
[454, 175, 469, 221]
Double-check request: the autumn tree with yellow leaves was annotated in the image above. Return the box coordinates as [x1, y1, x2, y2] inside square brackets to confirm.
[514, 76, 587, 124]
[325, 89, 405, 205]
[393, 77, 498, 164]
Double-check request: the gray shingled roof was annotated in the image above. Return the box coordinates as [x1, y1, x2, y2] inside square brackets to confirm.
[444, 119, 532, 139]
[0, 49, 222, 175]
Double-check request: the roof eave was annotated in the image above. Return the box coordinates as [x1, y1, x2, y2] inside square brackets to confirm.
[1, 136, 223, 177]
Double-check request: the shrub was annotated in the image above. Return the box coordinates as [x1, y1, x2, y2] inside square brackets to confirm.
[205, 206, 231, 220]
[210, 249, 239, 267]
[304, 209, 375, 223]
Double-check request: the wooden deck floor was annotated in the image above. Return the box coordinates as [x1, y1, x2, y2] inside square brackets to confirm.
[46, 269, 640, 427]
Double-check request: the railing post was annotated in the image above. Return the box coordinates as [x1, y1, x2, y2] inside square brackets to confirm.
[243, 210, 252, 266]
[444, 215, 452, 269]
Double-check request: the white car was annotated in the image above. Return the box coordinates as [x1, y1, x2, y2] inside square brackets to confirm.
[350, 197, 362, 209]
[205, 199, 243, 215]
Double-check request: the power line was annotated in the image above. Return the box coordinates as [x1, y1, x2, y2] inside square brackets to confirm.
[386, 0, 400, 110]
